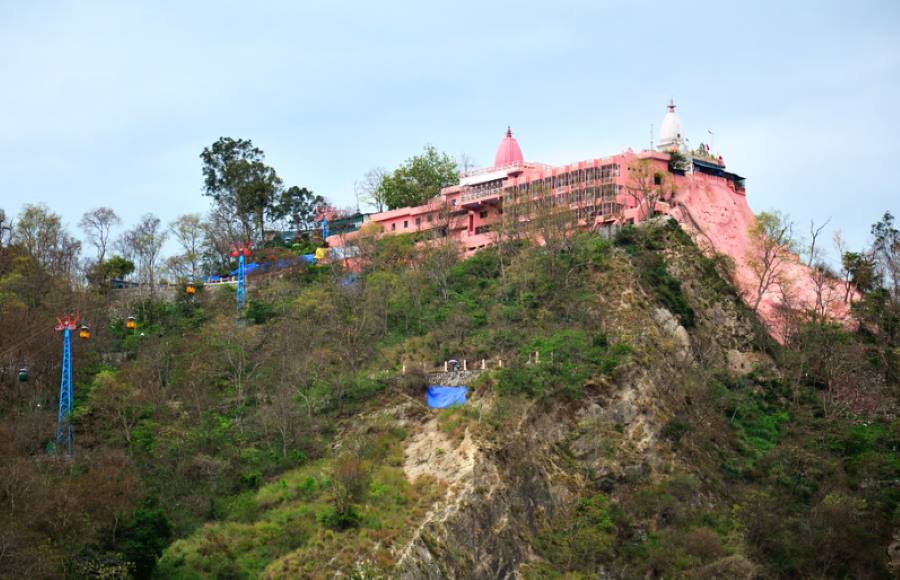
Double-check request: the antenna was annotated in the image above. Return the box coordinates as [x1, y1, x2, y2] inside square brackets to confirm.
[650, 124, 654, 150]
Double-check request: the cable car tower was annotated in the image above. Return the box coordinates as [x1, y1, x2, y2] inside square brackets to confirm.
[55, 314, 79, 455]
[230, 242, 252, 310]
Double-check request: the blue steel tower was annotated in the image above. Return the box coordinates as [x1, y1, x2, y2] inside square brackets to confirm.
[231, 242, 252, 311]
[237, 252, 247, 310]
[55, 315, 77, 455]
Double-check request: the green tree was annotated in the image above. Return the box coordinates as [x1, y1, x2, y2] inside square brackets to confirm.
[13, 203, 82, 278]
[379, 145, 458, 209]
[200, 137, 283, 241]
[841, 251, 876, 296]
[118, 502, 172, 579]
[86, 255, 135, 289]
[269, 185, 326, 232]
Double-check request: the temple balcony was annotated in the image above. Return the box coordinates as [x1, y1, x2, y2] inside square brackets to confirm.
[459, 186, 502, 207]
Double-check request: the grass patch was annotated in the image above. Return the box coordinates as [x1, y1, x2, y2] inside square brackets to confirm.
[156, 423, 443, 578]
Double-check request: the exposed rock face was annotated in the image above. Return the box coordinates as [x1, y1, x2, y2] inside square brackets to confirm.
[652, 306, 692, 363]
[671, 172, 854, 339]
[393, 241, 764, 578]
[396, 401, 578, 579]
[726, 349, 773, 375]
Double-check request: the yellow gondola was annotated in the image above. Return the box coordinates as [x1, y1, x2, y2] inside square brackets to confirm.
[126, 316, 137, 330]
[186, 283, 197, 295]
[78, 324, 91, 340]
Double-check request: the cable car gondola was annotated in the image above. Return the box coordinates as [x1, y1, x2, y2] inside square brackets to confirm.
[126, 316, 137, 330]
[186, 283, 197, 295]
[18, 367, 29, 382]
[79, 324, 91, 340]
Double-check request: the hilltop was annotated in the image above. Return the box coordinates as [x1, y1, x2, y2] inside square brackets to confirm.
[1, 218, 896, 578]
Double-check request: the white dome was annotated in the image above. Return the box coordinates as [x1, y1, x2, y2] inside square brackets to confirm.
[658, 99, 684, 151]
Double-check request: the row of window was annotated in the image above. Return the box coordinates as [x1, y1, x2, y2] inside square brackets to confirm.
[575, 202, 624, 220]
[503, 183, 622, 206]
[500, 196, 624, 219]
[508, 163, 620, 193]
[389, 213, 436, 231]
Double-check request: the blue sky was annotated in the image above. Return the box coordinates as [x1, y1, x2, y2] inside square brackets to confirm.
[1, 0, 898, 255]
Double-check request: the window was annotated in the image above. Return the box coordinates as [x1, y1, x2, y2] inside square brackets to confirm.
[479, 210, 488, 218]
[391, 223, 396, 231]
[415, 217, 421, 226]
[653, 173, 662, 185]
[403, 220, 408, 228]
[427, 214, 433, 222]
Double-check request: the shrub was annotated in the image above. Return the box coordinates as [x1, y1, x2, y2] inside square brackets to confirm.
[661, 416, 691, 443]
[495, 330, 629, 398]
[329, 453, 370, 529]
[681, 527, 725, 562]
[246, 299, 276, 324]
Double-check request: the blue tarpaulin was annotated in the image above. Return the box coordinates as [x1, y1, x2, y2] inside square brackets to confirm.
[426, 386, 468, 408]
[223, 255, 316, 277]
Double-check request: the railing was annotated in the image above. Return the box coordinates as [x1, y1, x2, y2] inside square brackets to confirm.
[459, 161, 524, 178]
[401, 352, 549, 374]
[459, 186, 502, 204]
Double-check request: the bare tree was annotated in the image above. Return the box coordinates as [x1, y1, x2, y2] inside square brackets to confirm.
[457, 153, 479, 173]
[869, 211, 899, 299]
[746, 211, 796, 313]
[623, 158, 675, 222]
[805, 217, 831, 267]
[201, 206, 243, 275]
[120, 214, 168, 293]
[168, 213, 204, 280]
[78, 207, 121, 264]
[0, 209, 12, 249]
[809, 262, 841, 322]
[355, 167, 388, 213]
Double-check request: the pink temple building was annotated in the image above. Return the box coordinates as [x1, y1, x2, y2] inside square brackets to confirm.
[328, 101, 745, 257]
[328, 101, 852, 336]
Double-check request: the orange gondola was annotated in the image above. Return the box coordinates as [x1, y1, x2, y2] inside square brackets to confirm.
[186, 283, 197, 295]
[126, 316, 137, 330]
[79, 324, 91, 340]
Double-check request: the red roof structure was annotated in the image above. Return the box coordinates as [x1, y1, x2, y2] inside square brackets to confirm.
[493, 126, 523, 167]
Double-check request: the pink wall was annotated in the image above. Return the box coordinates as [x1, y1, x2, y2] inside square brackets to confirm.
[327, 149, 856, 339]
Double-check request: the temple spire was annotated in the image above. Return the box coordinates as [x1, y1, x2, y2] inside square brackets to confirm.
[494, 126, 524, 167]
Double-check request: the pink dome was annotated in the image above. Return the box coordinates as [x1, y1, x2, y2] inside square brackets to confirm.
[494, 126, 524, 167]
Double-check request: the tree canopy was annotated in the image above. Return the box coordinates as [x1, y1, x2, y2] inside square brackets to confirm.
[269, 185, 326, 232]
[378, 145, 458, 210]
[200, 137, 283, 242]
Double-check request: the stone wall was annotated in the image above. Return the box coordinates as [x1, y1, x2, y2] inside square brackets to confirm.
[425, 370, 484, 387]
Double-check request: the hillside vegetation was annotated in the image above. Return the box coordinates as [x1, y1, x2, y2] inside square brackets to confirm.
[0, 219, 897, 578]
